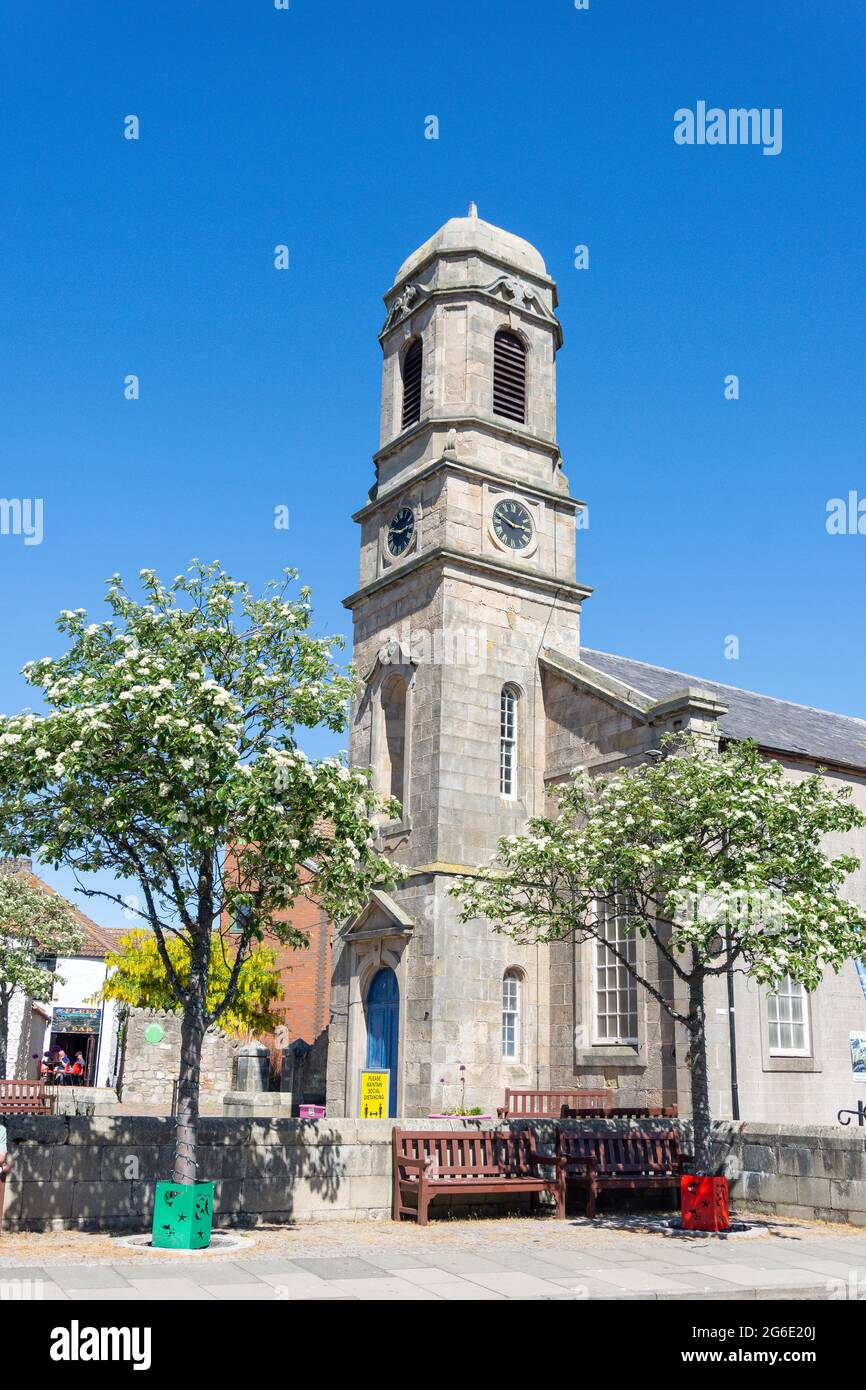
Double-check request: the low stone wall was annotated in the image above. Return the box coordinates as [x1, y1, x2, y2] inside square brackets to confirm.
[715, 1121, 866, 1227]
[2, 1115, 865, 1232]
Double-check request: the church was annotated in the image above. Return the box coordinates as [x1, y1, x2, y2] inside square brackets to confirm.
[324, 208, 866, 1128]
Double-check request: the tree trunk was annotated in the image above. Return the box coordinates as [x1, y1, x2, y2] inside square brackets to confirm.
[0, 988, 9, 1078]
[172, 940, 209, 1186]
[687, 966, 713, 1174]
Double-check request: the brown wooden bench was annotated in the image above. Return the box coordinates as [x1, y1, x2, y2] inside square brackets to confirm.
[562, 1105, 679, 1120]
[392, 1127, 564, 1225]
[556, 1128, 689, 1217]
[0, 1079, 52, 1115]
[497, 1088, 613, 1120]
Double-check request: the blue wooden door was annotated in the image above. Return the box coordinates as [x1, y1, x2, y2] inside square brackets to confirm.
[365, 967, 399, 1117]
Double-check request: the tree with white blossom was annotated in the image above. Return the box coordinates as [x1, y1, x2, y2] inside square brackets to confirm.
[0, 562, 400, 1183]
[453, 737, 866, 1172]
[0, 871, 85, 1077]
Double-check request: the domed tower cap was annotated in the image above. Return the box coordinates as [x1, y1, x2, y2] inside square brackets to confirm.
[392, 206, 550, 288]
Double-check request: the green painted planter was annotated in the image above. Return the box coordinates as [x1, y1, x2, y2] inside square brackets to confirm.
[151, 1180, 214, 1250]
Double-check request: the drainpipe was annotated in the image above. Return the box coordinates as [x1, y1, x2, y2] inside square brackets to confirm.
[726, 925, 740, 1120]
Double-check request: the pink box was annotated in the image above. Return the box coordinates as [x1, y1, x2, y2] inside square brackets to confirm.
[298, 1104, 326, 1120]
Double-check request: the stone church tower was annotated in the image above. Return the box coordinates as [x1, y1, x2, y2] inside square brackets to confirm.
[326, 207, 590, 1118]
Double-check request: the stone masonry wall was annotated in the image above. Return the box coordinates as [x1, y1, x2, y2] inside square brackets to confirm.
[118, 1009, 239, 1108]
[3, 1116, 865, 1231]
[714, 1121, 866, 1226]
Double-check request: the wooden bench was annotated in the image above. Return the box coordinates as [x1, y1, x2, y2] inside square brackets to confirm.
[497, 1088, 613, 1120]
[392, 1128, 564, 1226]
[0, 1080, 52, 1115]
[562, 1105, 679, 1120]
[556, 1128, 689, 1217]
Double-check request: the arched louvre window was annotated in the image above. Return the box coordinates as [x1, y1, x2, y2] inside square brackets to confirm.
[500, 686, 517, 797]
[493, 329, 526, 424]
[401, 338, 423, 428]
[502, 970, 521, 1059]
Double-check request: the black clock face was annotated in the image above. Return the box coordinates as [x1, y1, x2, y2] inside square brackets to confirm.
[387, 505, 415, 556]
[493, 498, 533, 550]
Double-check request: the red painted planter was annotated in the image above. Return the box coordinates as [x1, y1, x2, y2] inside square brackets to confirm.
[680, 1175, 729, 1231]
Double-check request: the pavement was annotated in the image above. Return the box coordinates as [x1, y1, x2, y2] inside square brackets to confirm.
[2, 1213, 866, 1300]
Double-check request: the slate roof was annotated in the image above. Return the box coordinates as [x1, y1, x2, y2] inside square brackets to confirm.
[580, 648, 866, 771]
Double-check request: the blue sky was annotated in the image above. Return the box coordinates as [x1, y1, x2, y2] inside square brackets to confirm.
[1, 1, 864, 923]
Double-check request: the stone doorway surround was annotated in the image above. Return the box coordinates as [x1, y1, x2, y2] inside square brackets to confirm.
[337, 890, 414, 1119]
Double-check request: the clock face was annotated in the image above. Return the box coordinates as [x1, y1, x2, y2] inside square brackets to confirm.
[387, 505, 415, 556]
[493, 498, 533, 550]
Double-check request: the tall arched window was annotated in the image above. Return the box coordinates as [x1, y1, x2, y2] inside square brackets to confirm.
[380, 673, 407, 806]
[502, 969, 521, 1060]
[493, 329, 526, 424]
[401, 338, 423, 428]
[499, 685, 518, 797]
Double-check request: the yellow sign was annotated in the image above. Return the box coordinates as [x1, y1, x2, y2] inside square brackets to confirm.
[359, 1069, 390, 1119]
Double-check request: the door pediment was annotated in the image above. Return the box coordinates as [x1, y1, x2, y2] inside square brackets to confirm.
[342, 889, 414, 943]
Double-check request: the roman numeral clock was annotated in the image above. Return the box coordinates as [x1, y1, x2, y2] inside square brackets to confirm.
[492, 497, 533, 550]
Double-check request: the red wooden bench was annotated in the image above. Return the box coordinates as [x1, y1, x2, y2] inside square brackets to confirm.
[556, 1128, 690, 1217]
[392, 1127, 564, 1226]
[497, 1088, 613, 1120]
[0, 1079, 52, 1115]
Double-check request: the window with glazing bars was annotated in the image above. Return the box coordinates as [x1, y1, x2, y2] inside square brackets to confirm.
[502, 971, 520, 1059]
[493, 329, 526, 423]
[767, 975, 810, 1055]
[593, 896, 638, 1043]
[500, 686, 517, 796]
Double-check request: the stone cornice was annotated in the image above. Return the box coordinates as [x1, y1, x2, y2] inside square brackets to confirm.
[541, 648, 730, 726]
[386, 246, 557, 301]
[343, 548, 593, 611]
[372, 413, 562, 470]
[380, 280, 563, 349]
[353, 453, 585, 523]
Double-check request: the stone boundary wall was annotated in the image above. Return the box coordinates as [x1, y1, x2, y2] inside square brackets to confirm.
[2, 1115, 864, 1231]
[714, 1121, 866, 1227]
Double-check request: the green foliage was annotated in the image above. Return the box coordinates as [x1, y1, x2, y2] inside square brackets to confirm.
[454, 738, 866, 995]
[0, 872, 85, 1003]
[0, 561, 402, 1022]
[101, 929, 283, 1037]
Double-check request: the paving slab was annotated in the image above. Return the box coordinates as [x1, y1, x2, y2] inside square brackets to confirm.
[291, 1256, 391, 1280]
[125, 1278, 216, 1300]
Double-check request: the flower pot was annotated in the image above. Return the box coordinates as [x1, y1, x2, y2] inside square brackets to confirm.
[680, 1175, 729, 1231]
[151, 1180, 215, 1250]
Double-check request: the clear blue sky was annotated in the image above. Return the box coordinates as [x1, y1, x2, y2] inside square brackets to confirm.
[1, 1, 864, 923]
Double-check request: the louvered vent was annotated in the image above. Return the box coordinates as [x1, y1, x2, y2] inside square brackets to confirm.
[493, 330, 526, 424]
[401, 338, 423, 428]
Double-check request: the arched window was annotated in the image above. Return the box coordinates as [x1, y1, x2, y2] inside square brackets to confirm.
[493, 329, 526, 424]
[380, 673, 407, 806]
[499, 685, 518, 797]
[502, 970, 521, 1060]
[401, 338, 423, 428]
